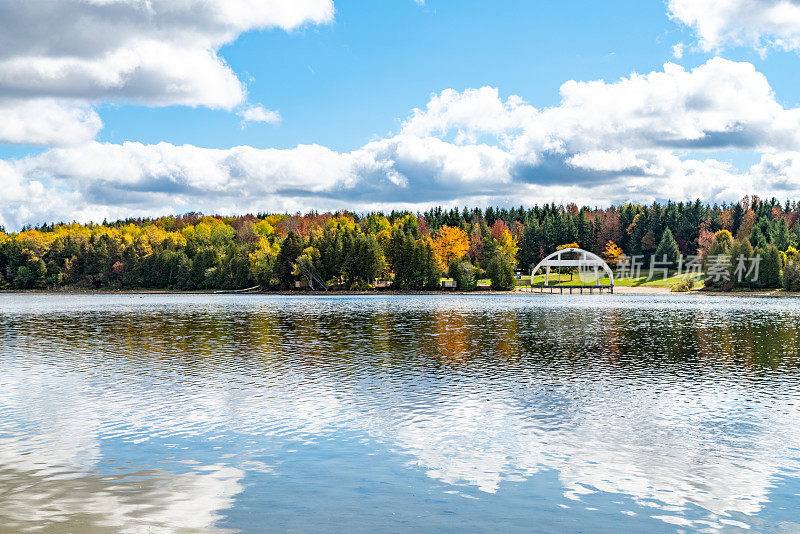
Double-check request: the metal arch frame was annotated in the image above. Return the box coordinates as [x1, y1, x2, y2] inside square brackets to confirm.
[530, 247, 614, 287]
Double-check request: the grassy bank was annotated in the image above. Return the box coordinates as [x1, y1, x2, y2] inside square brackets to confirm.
[520, 273, 705, 289]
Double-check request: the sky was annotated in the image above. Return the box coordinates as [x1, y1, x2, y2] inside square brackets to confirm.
[3, 0, 800, 230]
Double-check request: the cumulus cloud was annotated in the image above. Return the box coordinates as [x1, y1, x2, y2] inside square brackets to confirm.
[0, 98, 102, 145]
[238, 105, 282, 127]
[413, 58, 800, 155]
[2, 58, 800, 229]
[0, 0, 333, 144]
[669, 0, 800, 53]
[0, 0, 334, 107]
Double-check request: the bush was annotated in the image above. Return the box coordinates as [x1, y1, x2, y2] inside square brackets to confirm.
[670, 278, 695, 292]
[487, 254, 514, 291]
[784, 260, 800, 292]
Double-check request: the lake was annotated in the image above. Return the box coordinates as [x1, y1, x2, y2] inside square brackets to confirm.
[1, 293, 799, 532]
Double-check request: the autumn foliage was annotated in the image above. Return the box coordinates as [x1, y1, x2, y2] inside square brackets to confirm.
[432, 225, 469, 270]
[1, 196, 799, 291]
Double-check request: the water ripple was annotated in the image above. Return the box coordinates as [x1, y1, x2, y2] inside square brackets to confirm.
[1, 293, 800, 532]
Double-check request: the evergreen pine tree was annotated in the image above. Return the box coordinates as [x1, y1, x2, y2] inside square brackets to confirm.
[654, 228, 681, 267]
[771, 217, 791, 251]
[487, 253, 514, 290]
[756, 244, 782, 288]
[749, 226, 768, 249]
[275, 232, 305, 289]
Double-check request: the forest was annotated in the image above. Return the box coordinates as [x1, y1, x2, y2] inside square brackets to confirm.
[2, 196, 800, 292]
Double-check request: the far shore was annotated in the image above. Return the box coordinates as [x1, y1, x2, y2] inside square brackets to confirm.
[1, 287, 797, 297]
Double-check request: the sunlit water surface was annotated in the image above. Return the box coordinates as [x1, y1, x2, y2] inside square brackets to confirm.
[1, 294, 800, 533]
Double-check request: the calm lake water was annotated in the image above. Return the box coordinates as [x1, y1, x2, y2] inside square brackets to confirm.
[1, 294, 800, 533]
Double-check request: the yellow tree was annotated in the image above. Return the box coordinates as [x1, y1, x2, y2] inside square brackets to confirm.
[327, 215, 356, 232]
[254, 219, 275, 238]
[432, 225, 469, 270]
[498, 229, 520, 266]
[250, 237, 281, 287]
[603, 241, 624, 265]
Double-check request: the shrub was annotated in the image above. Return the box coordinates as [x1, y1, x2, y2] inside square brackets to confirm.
[671, 278, 694, 292]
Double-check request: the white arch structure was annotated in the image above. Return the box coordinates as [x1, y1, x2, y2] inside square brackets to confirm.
[530, 248, 614, 288]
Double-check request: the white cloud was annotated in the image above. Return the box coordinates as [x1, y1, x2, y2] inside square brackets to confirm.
[238, 105, 282, 127]
[669, 0, 800, 53]
[4, 296, 800, 531]
[0, 0, 334, 107]
[0, 99, 102, 146]
[402, 87, 537, 143]
[750, 151, 800, 191]
[3, 58, 800, 230]
[0, 0, 333, 144]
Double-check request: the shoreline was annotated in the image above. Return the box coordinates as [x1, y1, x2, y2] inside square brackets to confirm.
[1, 287, 796, 297]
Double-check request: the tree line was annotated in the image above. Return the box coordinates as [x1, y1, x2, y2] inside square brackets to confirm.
[1, 195, 799, 292]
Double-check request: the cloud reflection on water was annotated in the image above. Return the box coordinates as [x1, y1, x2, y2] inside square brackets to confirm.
[1, 294, 799, 531]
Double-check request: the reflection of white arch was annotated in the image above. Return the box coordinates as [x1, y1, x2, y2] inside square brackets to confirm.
[530, 248, 614, 287]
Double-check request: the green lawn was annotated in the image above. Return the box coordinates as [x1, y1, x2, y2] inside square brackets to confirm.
[519, 272, 705, 289]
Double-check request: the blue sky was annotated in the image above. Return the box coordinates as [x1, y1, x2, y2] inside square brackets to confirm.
[100, 0, 683, 151]
[98, 0, 790, 152]
[2, 0, 800, 229]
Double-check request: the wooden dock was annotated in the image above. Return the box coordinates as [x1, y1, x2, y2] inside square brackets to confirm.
[526, 285, 614, 294]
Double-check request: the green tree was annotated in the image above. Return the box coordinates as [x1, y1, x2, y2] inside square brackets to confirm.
[316, 227, 344, 284]
[771, 217, 791, 251]
[792, 220, 800, 248]
[30, 258, 47, 288]
[14, 266, 33, 289]
[654, 228, 681, 267]
[170, 252, 193, 290]
[728, 238, 754, 288]
[705, 230, 734, 288]
[487, 253, 514, 290]
[450, 259, 479, 291]
[340, 229, 385, 288]
[783, 260, 800, 292]
[749, 225, 768, 249]
[390, 230, 439, 289]
[293, 246, 322, 288]
[756, 244, 783, 289]
[276, 232, 305, 289]
[422, 239, 441, 290]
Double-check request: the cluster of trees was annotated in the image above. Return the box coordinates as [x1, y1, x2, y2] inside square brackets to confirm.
[702, 229, 800, 291]
[1, 195, 799, 291]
